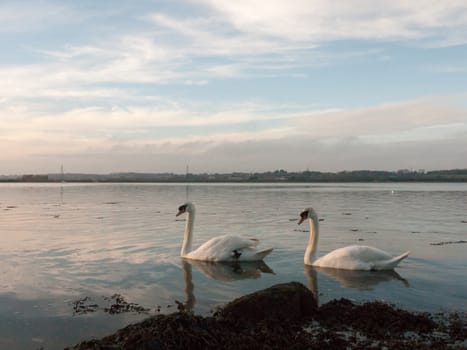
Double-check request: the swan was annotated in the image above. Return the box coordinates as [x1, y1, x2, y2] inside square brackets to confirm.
[298, 207, 409, 270]
[176, 202, 273, 262]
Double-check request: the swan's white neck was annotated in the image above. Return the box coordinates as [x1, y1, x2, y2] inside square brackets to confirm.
[304, 215, 319, 265]
[181, 208, 195, 257]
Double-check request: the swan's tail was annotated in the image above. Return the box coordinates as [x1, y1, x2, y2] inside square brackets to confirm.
[373, 251, 410, 271]
[253, 248, 273, 261]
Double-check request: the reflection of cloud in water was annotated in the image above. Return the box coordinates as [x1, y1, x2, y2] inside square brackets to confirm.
[304, 265, 409, 302]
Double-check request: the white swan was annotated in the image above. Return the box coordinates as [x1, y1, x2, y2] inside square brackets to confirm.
[176, 202, 273, 262]
[298, 207, 409, 270]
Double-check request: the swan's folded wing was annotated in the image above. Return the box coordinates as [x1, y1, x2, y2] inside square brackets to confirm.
[187, 235, 264, 261]
[243, 237, 260, 246]
[217, 235, 260, 249]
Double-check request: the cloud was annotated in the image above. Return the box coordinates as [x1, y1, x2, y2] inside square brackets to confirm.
[201, 134, 467, 172]
[196, 0, 467, 45]
[292, 96, 467, 141]
[0, 1, 76, 32]
[20, 128, 465, 174]
[4, 0, 465, 107]
[0, 101, 299, 167]
[0, 103, 293, 133]
[1, 95, 466, 173]
[1, 2, 466, 174]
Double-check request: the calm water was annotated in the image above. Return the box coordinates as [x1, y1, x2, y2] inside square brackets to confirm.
[0, 182, 466, 349]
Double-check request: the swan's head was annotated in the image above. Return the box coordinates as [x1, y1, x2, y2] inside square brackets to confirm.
[298, 207, 318, 225]
[176, 202, 194, 216]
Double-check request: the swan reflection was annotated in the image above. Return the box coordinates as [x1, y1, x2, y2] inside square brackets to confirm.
[180, 259, 274, 312]
[183, 258, 274, 282]
[304, 265, 409, 302]
[181, 260, 195, 312]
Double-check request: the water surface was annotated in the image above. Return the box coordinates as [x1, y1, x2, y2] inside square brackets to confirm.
[0, 183, 466, 349]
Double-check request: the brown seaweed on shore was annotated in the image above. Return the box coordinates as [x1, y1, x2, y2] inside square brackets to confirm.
[317, 298, 435, 336]
[72, 297, 98, 315]
[70, 294, 150, 315]
[68, 282, 466, 350]
[103, 294, 150, 315]
[430, 240, 467, 246]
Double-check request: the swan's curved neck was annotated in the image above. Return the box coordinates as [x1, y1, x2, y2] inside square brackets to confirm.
[181, 209, 195, 257]
[304, 216, 319, 265]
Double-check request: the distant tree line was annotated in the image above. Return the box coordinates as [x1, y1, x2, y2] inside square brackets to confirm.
[1, 168, 466, 182]
[243, 169, 467, 182]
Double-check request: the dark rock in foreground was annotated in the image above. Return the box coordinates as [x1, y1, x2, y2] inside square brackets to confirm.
[68, 282, 466, 350]
[216, 281, 317, 323]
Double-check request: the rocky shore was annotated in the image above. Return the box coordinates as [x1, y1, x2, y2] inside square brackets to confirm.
[68, 282, 466, 350]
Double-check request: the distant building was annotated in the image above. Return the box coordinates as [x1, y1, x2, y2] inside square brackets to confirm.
[22, 174, 49, 182]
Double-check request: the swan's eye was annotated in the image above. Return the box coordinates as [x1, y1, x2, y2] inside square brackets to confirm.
[300, 210, 308, 219]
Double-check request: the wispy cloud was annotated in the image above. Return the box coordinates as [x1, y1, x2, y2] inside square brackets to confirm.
[292, 96, 467, 141]
[4, 0, 464, 104]
[197, 0, 467, 45]
[0, 1, 76, 32]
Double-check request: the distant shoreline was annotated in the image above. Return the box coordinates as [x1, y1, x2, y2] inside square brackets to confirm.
[1, 168, 467, 183]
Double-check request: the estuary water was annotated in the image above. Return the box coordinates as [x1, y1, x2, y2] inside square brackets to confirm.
[0, 182, 466, 349]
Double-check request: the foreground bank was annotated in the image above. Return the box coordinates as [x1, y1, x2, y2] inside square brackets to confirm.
[68, 282, 465, 350]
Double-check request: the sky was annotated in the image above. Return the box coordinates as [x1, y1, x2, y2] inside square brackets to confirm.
[1, 0, 467, 174]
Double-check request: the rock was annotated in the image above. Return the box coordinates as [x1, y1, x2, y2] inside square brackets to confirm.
[67, 283, 464, 350]
[216, 281, 317, 322]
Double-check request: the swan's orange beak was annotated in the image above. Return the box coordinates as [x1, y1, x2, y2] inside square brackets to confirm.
[176, 208, 185, 217]
[298, 217, 305, 225]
